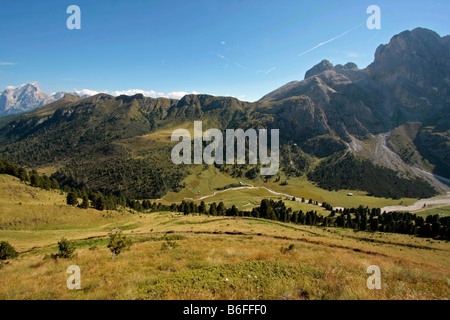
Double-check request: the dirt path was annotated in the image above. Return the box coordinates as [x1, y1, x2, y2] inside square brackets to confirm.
[169, 184, 346, 211]
[381, 193, 450, 213]
[182, 184, 258, 202]
[180, 184, 295, 203]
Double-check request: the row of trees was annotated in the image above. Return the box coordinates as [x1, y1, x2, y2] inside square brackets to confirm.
[330, 206, 450, 239]
[66, 187, 145, 212]
[141, 198, 450, 240]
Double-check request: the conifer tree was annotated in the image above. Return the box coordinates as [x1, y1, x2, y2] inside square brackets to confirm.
[209, 202, 218, 216]
[95, 195, 106, 211]
[199, 201, 207, 214]
[217, 202, 226, 216]
[80, 195, 90, 209]
[66, 192, 78, 206]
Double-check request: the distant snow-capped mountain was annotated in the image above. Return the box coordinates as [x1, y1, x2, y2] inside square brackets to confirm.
[50, 91, 67, 100]
[0, 83, 100, 116]
[0, 83, 56, 116]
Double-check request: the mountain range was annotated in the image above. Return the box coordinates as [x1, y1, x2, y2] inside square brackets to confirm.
[0, 83, 95, 117]
[0, 27, 448, 199]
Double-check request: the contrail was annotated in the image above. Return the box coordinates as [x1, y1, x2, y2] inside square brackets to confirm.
[215, 53, 229, 60]
[298, 23, 364, 57]
[234, 62, 249, 70]
[215, 53, 250, 71]
[265, 67, 276, 74]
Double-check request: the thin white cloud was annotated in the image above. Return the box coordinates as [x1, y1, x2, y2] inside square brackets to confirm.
[298, 23, 364, 57]
[0, 61, 17, 65]
[234, 62, 249, 70]
[257, 67, 276, 74]
[216, 53, 229, 60]
[266, 67, 276, 74]
[215, 53, 250, 71]
[73, 88, 100, 96]
[221, 41, 226, 45]
[166, 91, 189, 99]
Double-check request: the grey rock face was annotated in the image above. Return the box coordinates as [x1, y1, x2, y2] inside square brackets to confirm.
[0, 83, 56, 116]
[261, 28, 450, 144]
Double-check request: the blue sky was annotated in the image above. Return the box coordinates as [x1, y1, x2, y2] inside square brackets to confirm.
[0, 0, 449, 101]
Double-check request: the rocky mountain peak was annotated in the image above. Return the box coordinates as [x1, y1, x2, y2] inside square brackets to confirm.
[304, 59, 335, 79]
[368, 28, 450, 85]
[0, 82, 56, 116]
[374, 28, 444, 62]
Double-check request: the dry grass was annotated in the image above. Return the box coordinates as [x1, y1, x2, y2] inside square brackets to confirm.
[1, 233, 448, 300]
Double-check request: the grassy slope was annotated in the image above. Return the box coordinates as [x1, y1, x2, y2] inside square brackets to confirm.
[0, 174, 449, 299]
[0, 175, 137, 250]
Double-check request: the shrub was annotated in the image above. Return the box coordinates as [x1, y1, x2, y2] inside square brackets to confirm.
[280, 244, 295, 254]
[46, 238, 76, 260]
[107, 231, 131, 259]
[0, 241, 18, 260]
[57, 238, 76, 258]
[161, 240, 179, 251]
